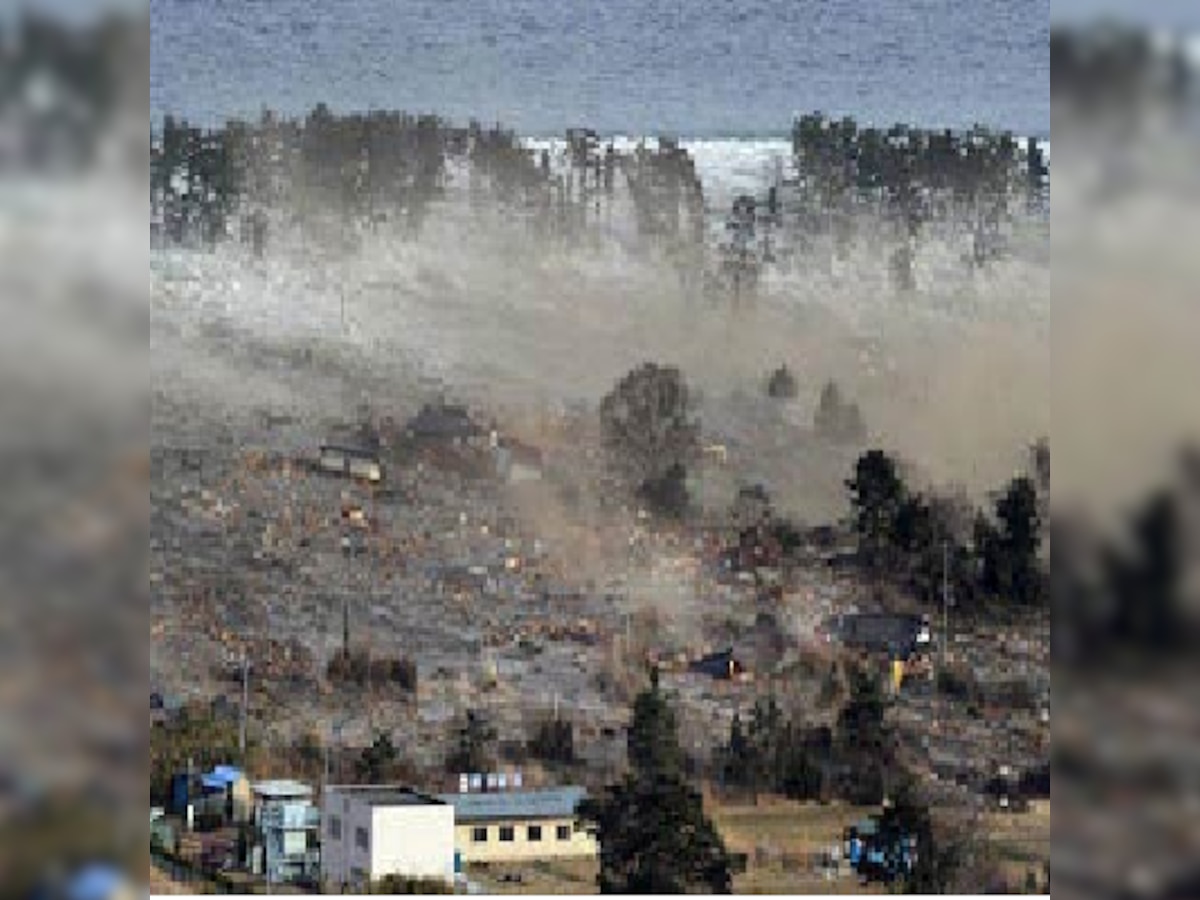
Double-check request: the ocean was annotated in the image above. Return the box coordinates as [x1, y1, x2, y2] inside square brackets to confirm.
[150, 0, 1049, 140]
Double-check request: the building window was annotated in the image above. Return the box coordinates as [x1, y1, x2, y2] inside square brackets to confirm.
[527, 826, 542, 842]
[355, 827, 369, 852]
[329, 815, 342, 841]
[472, 827, 488, 843]
[498, 826, 515, 843]
[557, 825, 572, 842]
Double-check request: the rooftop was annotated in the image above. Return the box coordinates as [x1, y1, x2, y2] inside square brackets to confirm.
[252, 779, 313, 800]
[435, 787, 587, 823]
[320, 443, 380, 459]
[328, 786, 445, 808]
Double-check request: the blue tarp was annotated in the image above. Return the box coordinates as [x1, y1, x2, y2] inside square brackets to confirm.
[848, 838, 863, 866]
[66, 865, 125, 900]
[200, 765, 242, 792]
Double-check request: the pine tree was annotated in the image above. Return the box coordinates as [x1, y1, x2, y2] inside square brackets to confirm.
[600, 363, 700, 492]
[581, 669, 734, 894]
[847, 450, 908, 574]
[445, 710, 497, 775]
[356, 732, 399, 783]
[835, 668, 894, 805]
[980, 476, 1044, 606]
[874, 776, 961, 893]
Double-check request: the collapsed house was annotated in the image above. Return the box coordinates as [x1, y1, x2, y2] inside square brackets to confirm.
[687, 648, 747, 681]
[318, 444, 383, 483]
[492, 436, 544, 484]
[404, 403, 483, 447]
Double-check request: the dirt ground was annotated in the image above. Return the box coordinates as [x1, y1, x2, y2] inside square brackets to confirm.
[982, 799, 1051, 887]
[148, 863, 189, 894]
[467, 797, 884, 895]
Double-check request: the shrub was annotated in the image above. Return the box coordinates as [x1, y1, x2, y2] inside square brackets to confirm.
[936, 664, 981, 704]
[372, 875, 453, 894]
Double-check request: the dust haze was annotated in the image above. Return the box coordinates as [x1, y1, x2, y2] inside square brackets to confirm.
[152, 174, 1050, 530]
[1053, 113, 1200, 529]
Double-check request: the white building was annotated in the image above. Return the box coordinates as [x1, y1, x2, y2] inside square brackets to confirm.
[252, 780, 319, 886]
[321, 786, 456, 892]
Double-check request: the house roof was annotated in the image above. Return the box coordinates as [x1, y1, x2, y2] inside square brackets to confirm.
[689, 649, 743, 676]
[252, 779, 313, 800]
[435, 787, 587, 823]
[330, 786, 445, 808]
[321, 443, 380, 460]
[835, 614, 925, 649]
[406, 404, 481, 439]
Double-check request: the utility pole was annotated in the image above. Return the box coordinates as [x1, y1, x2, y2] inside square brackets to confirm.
[367, 486, 375, 735]
[941, 539, 951, 673]
[342, 534, 352, 659]
[239, 647, 249, 759]
[937, 538, 951, 733]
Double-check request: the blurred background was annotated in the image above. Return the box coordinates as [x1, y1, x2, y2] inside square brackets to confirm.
[1, 0, 1199, 897]
[0, 1, 148, 897]
[1051, 4, 1200, 900]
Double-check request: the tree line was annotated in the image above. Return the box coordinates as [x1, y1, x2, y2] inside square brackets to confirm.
[791, 113, 1047, 231]
[597, 360, 1048, 620]
[1054, 447, 1200, 667]
[718, 667, 896, 807]
[847, 446, 1046, 612]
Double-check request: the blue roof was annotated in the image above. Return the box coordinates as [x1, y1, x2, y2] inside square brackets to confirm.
[201, 765, 243, 790]
[435, 787, 587, 823]
[66, 865, 126, 900]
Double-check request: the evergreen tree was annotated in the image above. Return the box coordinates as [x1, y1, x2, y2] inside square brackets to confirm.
[835, 668, 894, 805]
[766, 365, 798, 400]
[529, 716, 576, 766]
[847, 450, 908, 573]
[874, 776, 961, 893]
[581, 670, 733, 894]
[721, 713, 749, 786]
[600, 363, 700, 493]
[980, 476, 1044, 606]
[445, 710, 497, 775]
[626, 669, 684, 777]
[356, 732, 399, 783]
[816, 381, 867, 442]
[1108, 489, 1184, 649]
[637, 462, 691, 520]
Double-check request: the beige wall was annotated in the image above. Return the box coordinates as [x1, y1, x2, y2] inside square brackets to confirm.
[455, 817, 597, 864]
[372, 804, 456, 884]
